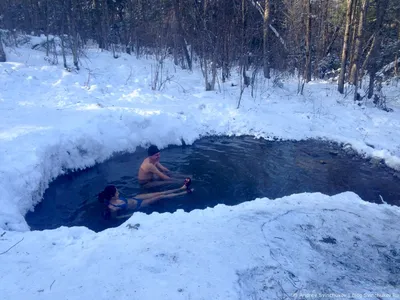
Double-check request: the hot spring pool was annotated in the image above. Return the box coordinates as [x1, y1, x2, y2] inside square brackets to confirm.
[26, 136, 400, 232]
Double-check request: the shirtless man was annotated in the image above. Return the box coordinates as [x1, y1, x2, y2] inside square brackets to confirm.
[138, 145, 173, 186]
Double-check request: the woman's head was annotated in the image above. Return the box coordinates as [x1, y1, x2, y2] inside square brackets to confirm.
[98, 185, 117, 203]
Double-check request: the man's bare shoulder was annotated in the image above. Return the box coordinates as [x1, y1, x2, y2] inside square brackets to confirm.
[141, 158, 156, 170]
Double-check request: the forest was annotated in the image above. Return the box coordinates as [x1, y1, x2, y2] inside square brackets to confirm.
[0, 0, 399, 101]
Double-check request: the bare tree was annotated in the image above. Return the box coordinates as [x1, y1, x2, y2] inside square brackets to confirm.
[172, 0, 192, 70]
[338, 0, 355, 94]
[304, 0, 312, 82]
[247, 0, 287, 50]
[366, 0, 389, 98]
[0, 0, 398, 97]
[349, 0, 369, 100]
[263, 0, 271, 78]
[68, 0, 80, 70]
[0, 39, 6, 62]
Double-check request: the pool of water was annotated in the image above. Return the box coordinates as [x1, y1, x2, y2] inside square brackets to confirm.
[26, 136, 400, 232]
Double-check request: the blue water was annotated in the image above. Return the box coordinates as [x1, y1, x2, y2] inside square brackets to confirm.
[25, 136, 400, 232]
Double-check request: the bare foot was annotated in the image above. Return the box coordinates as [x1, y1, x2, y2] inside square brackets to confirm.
[184, 178, 192, 188]
[181, 178, 192, 190]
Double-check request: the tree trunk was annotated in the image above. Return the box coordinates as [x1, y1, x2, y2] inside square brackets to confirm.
[222, 28, 230, 82]
[325, 23, 342, 56]
[367, 0, 388, 98]
[210, 56, 217, 90]
[201, 0, 212, 90]
[0, 39, 6, 62]
[304, 0, 312, 82]
[322, 0, 329, 54]
[315, 0, 329, 77]
[172, 13, 179, 66]
[172, 0, 192, 70]
[93, 0, 104, 49]
[95, 0, 109, 50]
[60, 34, 68, 70]
[348, 0, 359, 77]
[60, 5, 68, 70]
[241, 0, 249, 84]
[263, 0, 271, 79]
[246, 0, 287, 50]
[338, 0, 354, 94]
[349, 0, 369, 99]
[69, 0, 80, 70]
[45, 0, 49, 57]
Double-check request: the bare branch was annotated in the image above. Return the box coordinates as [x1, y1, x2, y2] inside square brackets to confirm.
[50, 280, 56, 290]
[269, 24, 287, 51]
[0, 237, 24, 255]
[247, 0, 287, 50]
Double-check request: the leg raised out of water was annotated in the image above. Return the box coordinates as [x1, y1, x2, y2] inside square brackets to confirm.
[117, 186, 194, 219]
[138, 185, 193, 207]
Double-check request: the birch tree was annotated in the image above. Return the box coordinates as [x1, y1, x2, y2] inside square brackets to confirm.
[263, 0, 271, 78]
[0, 38, 6, 62]
[338, 0, 355, 94]
[304, 0, 312, 82]
[349, 0, 369, 100]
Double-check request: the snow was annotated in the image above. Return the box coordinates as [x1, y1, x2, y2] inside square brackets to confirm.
[0, 36, 400, 299]
[1, 193, 400, 299]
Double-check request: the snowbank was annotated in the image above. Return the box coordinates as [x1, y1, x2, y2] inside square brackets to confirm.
[1, 43, 399, 230]
[1, 34, 400, 300]
[1, 192, 399, 300]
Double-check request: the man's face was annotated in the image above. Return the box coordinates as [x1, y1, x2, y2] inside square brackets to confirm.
[150, 152, 160, 163]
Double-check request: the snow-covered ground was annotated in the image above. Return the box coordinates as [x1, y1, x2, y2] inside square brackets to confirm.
[0, 36, 399, 299]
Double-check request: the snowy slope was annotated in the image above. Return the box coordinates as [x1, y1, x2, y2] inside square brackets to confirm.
[0, 35, 399, 300]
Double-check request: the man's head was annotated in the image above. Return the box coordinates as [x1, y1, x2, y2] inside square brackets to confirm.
[148, 145, 160, 162]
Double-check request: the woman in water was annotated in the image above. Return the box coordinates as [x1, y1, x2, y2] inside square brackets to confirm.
[98, 178, 193, 219]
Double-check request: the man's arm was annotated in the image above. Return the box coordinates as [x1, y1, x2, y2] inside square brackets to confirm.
[150, 164, 171, 180]
[156, 162, 170, 173]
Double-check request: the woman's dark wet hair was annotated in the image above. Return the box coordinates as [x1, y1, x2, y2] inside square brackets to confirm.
[98, 185, 117, 203]
[99, 185, 117, 220]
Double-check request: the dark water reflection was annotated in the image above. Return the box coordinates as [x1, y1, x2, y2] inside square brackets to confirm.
[26, 136, 400, 232]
